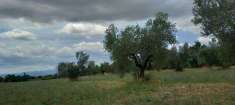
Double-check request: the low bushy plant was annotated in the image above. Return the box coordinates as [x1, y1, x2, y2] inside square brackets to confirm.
[67, 65, 80, 80]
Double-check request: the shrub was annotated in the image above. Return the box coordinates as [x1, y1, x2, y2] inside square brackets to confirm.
[175, 59, 184, 72]
[175, 64, 184, 72]
[67, 65, 80, 80]
[0, 76, 3, 82]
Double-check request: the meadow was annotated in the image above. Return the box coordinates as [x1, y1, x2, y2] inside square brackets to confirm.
[1, 68, 235, 105]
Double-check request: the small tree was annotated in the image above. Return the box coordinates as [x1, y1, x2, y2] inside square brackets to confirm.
[58, 51, 90, 80]
[179, 43, 190, 68]
[188, 41, 203, 68]
[86, 61, 98, 75]
[76, 51, 89, 70]
[100, 62, 113, 74]
[76, 51, 89, 76]
[58, 62, 73, 78]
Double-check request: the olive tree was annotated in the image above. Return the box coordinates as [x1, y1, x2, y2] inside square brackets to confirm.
[104, 12, 176, 80]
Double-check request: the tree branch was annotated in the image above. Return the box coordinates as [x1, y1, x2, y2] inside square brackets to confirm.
[130, 53, 142, 68]
[130, 53, 153, 70]
[143, 55, 153, 69]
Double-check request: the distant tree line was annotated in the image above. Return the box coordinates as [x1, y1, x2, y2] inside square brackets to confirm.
[165, 40, 221, 71]
[57, 51, 114, 80]
[57, 61, 113, 79]
[0, 73, 57, 83]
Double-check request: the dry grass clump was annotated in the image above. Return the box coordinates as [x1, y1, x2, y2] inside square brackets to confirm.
[156, 83, 235, 105]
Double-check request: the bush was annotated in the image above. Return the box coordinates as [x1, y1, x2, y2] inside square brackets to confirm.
[0, 76, 3, 82]
[175, 64, 184, 72]
[67, 65, 80, 80]
[173, 57, 184, 72]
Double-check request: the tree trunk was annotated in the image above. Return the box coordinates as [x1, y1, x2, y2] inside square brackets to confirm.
[139, 69, 145, 80]
[130, 54, 152, 81]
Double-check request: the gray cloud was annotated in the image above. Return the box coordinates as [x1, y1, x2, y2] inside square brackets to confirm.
[0, 0, 193, 22]
[0, 0, 197, 73]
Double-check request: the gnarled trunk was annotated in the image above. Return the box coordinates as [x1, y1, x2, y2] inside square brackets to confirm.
[138, 68, 145, 80]
[130, 53, 153, 80]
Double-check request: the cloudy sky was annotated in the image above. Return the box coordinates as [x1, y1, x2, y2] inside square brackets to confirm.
[0, 0, 210, 74]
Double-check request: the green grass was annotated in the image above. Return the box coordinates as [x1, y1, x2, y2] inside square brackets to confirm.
[1, 68, 235, 105]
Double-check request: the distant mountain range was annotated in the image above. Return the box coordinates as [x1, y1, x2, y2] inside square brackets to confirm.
[0, 69, 57, 77]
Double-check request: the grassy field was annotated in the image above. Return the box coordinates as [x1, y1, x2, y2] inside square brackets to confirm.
[1, 68, 235, 105]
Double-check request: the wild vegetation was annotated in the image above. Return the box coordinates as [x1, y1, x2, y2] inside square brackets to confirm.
[1, 0, 235, 104]
[1, 68, 235, 105]
[193, 0, 235, 68]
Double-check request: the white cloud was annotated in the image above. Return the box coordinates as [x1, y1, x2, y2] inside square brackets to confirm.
[0, 43, 54, 58]
[0, 64, 54, 74]
[0, 29, 36, 40]
[56, 42, 105, 56]
[73, 42, 105, 52]
[167, 43, 185, 50]
[59, 23, 106, 36]
[171, 16, 201, 35]
[198, 36, 216, 45]
[0, 41, 105, 62]
[56, 47, 74, 55]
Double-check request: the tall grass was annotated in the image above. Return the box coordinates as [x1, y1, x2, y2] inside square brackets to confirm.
[0, 68, 235, 105]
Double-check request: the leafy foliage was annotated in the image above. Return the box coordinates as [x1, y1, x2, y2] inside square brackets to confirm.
[76, 51, 89, 70]
[165, 41, 221, 70]
[104, 12, 176, 80]
[58, 62, 72, 78]
[100, 62, 112, 74]
[58, 52, 117, 79]
[192, 0, 235, 66]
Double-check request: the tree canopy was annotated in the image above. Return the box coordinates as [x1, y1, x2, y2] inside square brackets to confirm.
[192, 0, 235, 66]
[104, 12, 176, 80]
